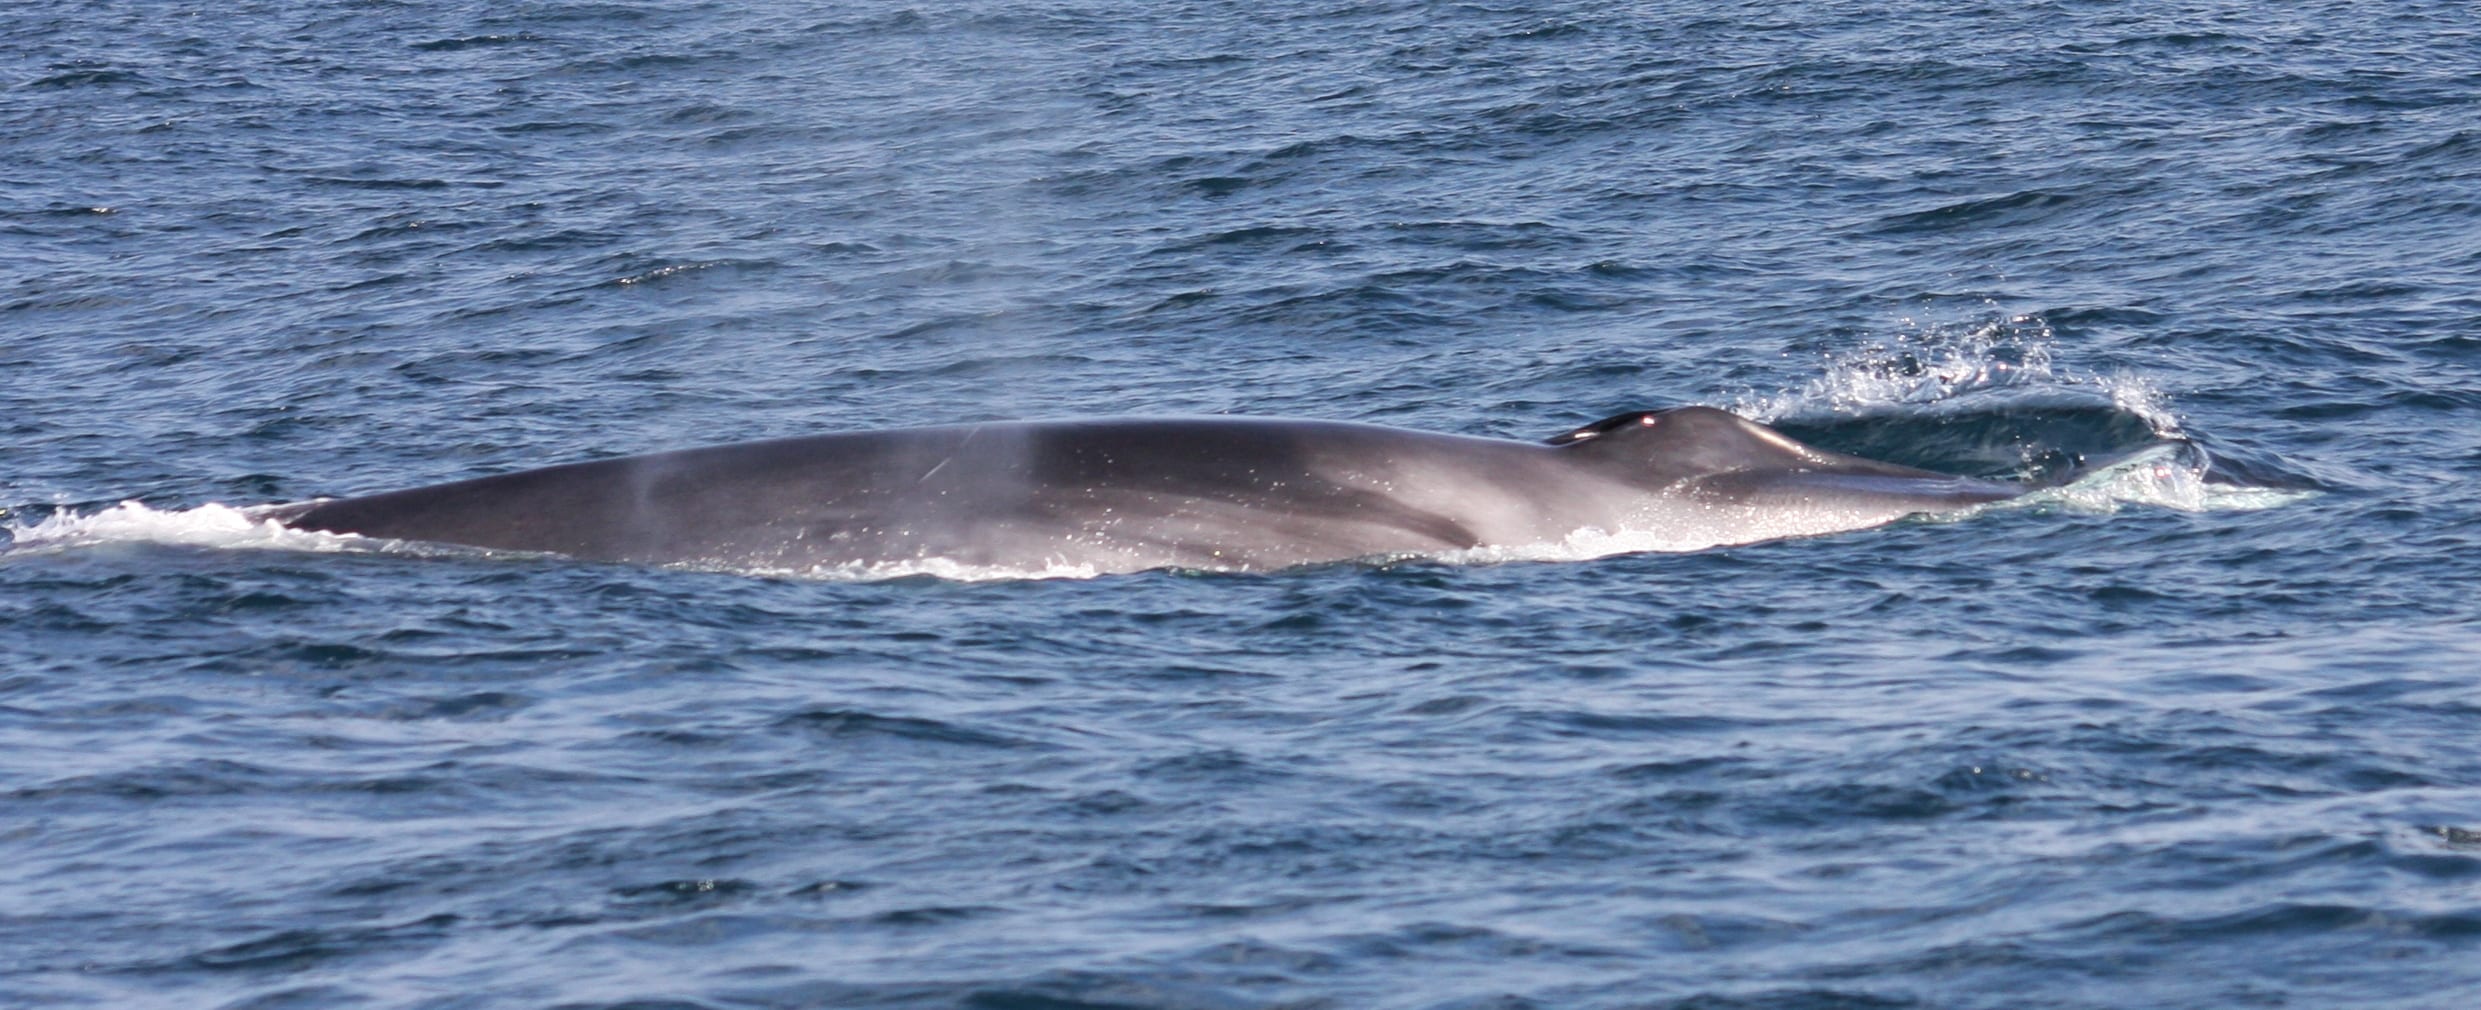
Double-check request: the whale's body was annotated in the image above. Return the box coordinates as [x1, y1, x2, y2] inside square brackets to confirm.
[266, 407, 2025, 574]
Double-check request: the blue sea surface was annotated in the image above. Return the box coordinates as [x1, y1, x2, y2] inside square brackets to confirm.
[6, 1, 2480, 1007]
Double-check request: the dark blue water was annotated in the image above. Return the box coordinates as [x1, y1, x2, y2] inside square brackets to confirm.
[6, 1, 2479, 1007]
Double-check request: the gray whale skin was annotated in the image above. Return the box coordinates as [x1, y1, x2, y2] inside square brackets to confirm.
[265, 406, 2025, 574]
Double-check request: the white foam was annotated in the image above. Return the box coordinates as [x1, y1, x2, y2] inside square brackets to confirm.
[1732, 310, 2190, 441]
[760, 554, 1111, 583]
[1736, 315, 2021, 412]
[2032, 444, 2316, 515]
[2, 501, 368, 556]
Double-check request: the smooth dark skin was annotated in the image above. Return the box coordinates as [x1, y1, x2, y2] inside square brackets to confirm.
[266, 407, 2023, 573]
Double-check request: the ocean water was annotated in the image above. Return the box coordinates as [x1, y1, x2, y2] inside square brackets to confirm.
[5, 1, 2479, 1007]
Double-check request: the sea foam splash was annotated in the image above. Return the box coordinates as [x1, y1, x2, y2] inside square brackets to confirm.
[3, 501, 369, 557]
[767, 555, 1111, 583]
[2033, 443, 2315, 514]
[0, 500, 1111, 582]
[1728, 309, 2310, 513]
[1734, 310, 2183, 437]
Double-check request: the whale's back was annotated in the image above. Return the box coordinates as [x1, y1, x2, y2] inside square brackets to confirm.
[272, 419, 1528, 572]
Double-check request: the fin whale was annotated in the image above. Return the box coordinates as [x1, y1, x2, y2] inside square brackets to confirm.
[264, 406, 2027, 574]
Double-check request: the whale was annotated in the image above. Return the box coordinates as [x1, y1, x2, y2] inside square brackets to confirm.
[262, 406, 2028, 574]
